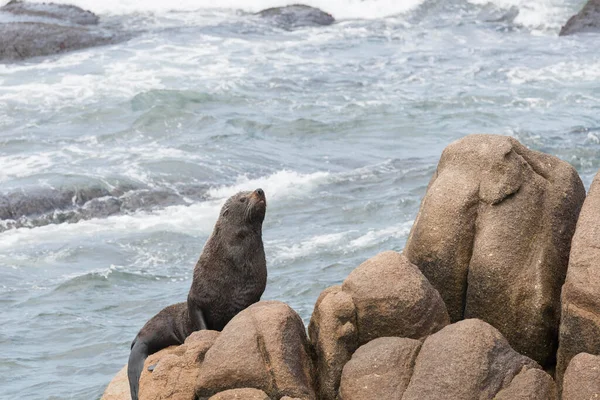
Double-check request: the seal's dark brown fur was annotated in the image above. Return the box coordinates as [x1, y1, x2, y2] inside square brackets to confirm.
[127, 189, 267, 400]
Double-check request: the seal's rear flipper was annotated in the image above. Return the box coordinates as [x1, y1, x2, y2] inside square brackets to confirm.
[128, 340, 149, 400]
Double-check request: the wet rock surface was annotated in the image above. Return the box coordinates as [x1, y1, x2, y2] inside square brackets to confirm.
[0, 181, 210, 231]
[1, 0, 98, 24]
[560, 0, 600, 36]
[257, 4, 334, 29]
[0, 0, 127, 61]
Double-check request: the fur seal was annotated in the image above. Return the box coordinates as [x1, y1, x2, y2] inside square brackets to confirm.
[127, 188, 267, 400]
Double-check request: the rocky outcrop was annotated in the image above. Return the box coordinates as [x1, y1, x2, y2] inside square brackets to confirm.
[403, 319, 549, 399]
[556, 170, 600, 382]
[257, 4, 334, 29]
[309, 251, 449, 400]
[0, 1, 126, 61]
[339, 337, 421, 400]
[100, 137, 591, 400]
[196, 301, 315, 400]
[560, 0, 600, 36]
[138, 330, 219, 400]
[0, 181, 211, 232]
[1, 0, 98, 24]
[562, 353, 600, 399]
[404, 134, 585, 368]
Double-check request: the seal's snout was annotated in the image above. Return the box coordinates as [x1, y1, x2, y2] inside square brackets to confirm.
[253, 188, 265, 201]
[248, 188, 267, 223]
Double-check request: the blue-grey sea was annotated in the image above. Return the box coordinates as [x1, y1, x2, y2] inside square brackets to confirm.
[1, 0, 599, 398]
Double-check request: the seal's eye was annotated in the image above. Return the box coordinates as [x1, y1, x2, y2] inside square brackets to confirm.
[239, 197, 247, 203]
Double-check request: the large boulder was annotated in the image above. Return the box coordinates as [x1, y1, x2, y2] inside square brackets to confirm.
[308, 251, 449, 400]
[562, 353, 600, 400]
[0, 1, 125, 62]
[556, 169, 600, 382]
[257, 4, 334, 29]
[404, 134, 585, 368]
[138, 330, 220, 400]
[338, 337, 421, 400]
[560, 0, 600, 36]
[402, 319, 550, 400]
[196, 301, 315, 400]
[343, 251, 450, 344]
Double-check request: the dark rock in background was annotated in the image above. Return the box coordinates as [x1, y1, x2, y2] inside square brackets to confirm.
[257, 4, 334, 29]
[0, 0, 128, 61]
[560, 0, 600, 36]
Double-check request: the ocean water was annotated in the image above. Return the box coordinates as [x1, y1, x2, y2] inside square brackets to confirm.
[1, 0, 599, 398]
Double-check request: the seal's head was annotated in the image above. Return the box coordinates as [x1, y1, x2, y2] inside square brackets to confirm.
[219, 188, 267, 227]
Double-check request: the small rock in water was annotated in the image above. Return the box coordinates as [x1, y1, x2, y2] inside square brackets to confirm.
[1, 0, 99, 25]
[480, 5, 520, 23]
[257, 4, 335, 29]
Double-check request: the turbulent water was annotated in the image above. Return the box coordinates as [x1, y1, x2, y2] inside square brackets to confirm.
[1, 0, 599, 398]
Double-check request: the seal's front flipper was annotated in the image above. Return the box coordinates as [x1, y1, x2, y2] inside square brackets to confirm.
[128, 340, 149, 400]
[190, 306, 207, 330]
